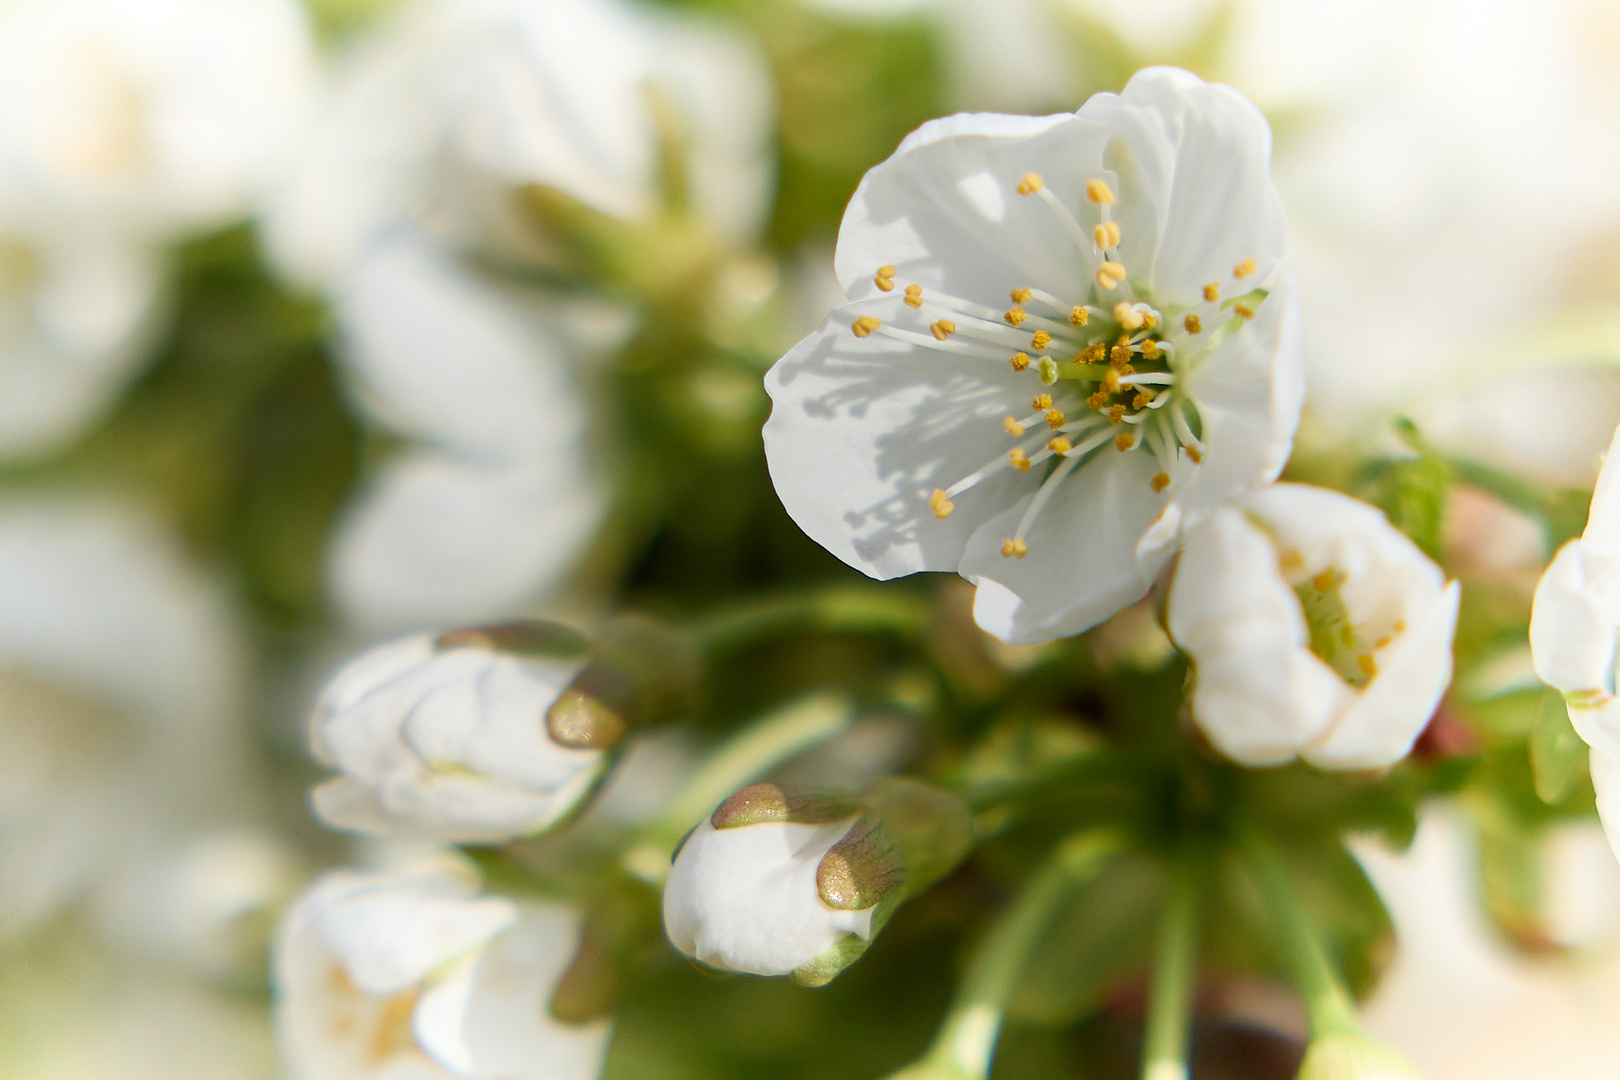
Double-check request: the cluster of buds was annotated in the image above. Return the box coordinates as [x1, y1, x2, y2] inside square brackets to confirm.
[663, 778, 972, 986]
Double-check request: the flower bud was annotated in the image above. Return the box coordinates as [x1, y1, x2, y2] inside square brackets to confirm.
[309, 621, 614, 844]
[661, 779, 971, 986]
[1294, 1033, 1423, 1080]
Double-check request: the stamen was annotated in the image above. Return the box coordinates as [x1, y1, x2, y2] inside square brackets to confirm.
[1234, 257, 1257, 279]
[1233, 303, 1254, 320]
[1010, 287, 1033, 305]
[931, 319, 957, 341]
[1001, 538, 1028, 559]
[1151, 472, 1171, 492]
[1008, 353, 1031, 373]
[1032, 393, 1052, 410]
[1183, 313, 1202, 334]
[1357, 654, 1378, 678]
[874, 265, 896, 292]
[1009, 448, 1030, 472]
[1031, 330, 1051, 351]
[1202, 283, 1219, 302]
[1132, 391, 1156, 408]
[1119, 372, 1175, 386]
[1045, 409, 1066, 428]
[1171, 404, 1205, 460]
[1093, 221, 1121, 249]
[1003, 415, 1025, 436]
[1016, 173, 1044, 196]
[1113, 302, 1145, 330]
[1004, 307, 1027, 326]
[1114, 432, 1135, 451]
[1047, 435, 1072, 454]
[1096, 261, 1126, 290]
[875, 325, 1008, 361]
[1138, 340, 1160, 359]
[1109, 344, 1132, 366]
[1013, 452, 1083, 544]
[1070, 305, 1090, 326]
[930, 489, 954, 519]
[904, 284, 923, 309]
[1107, 404, 1126, 423]
[1086, 179, 1116, 205]
[852, 315, 881, 338]
[1311, 568, 1335, 591]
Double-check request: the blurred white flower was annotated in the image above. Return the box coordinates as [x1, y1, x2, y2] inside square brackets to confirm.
[1168, 483, 1459, 769]
[0, 235, 161, 461]
[264, 0, 774, 290]
[663, 784, 897, 982]
[276, 868, 609, 1080]
[325, 233, 605, 633]
[0, 497, 250, 937]
[764, 67, 1302, 644]
[309, 629, 610, 844]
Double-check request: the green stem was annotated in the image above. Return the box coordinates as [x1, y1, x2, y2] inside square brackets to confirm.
[1139, 849, 1202, 1080]
[922, 829, 1129, 1079]
[1238, 826, 1361, 1040]
[960, 752, 1156, 813]
[622, 692, 855, 883]
[690, 586, 932, 654]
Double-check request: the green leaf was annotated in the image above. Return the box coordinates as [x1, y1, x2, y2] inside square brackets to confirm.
[1530, 689, 1587, 805]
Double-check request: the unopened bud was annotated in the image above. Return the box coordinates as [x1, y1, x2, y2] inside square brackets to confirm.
[545, 614, 702, 746]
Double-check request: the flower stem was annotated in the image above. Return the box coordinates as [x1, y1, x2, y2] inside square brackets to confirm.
[622, 691, 855, 883]
[1238, 825, 1362, 1040]
[920, 829, 1129, 1079]
[690, 586, 932, 654]
[1139, 848, 1202, 1080]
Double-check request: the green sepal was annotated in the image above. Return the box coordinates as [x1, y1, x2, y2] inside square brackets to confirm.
[860, 777, 974, 900]
[708, 782, 862, 830]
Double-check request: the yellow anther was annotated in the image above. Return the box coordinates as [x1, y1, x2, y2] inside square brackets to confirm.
[1096, 261, 1126, 290]
[1110, 344, 1132, 366]
[1031, 393, 1052, 410]
[1138, 339, 1160, 359]
[1114, 302, 1145, 331]
[1009, 352, 1030, 372]
[1004, 307, 1027, 326]
[1278, 548, 1303, 571]
[1357, 654, 1379, 678]
[874, 265, 896, 291]
[1114, 432, 1134, 451]
[1101, 369, 1121, 394]
[1107, 405, 1126, 423]
[1132, 390, 1156, 408]
[930, 489, 955, 519]
[1093, 221, 1121, 249]
[852, 315, 881, 338]
[1394, 620, 1406, 633]
[1086, 390, 1109, 409]
[1031, 330, 1052, 351]
[1375, 636, 1392, 649]
[1045, 409, 1066, 429]
[1202, 283, 1219, 302]
[1081, 343, 1106, 363]
[1185, 445, 1203, 464]
[1150, 472, 1171, 493]
[1001, 538, 1029, 559]
[904, 283, 924, 309]
[1009, 448, 1031, 472]
[1311, 568, 1335, 592]
[1016, 172, 1045, 196]
[1233, 303, 1254, 320]
[1011, 287, 1033, 304]
[1069, 305, 1090, 327]
[1003, 415, 1026, 436]
[1086, 178, 1116, 205]
[1047, 436, 1072, 454]
[1142, 312, 1157, 329]
[1234, 257, 1257, 279]
[931, 319, 956, 341]
[1183, 313, 1202, 334]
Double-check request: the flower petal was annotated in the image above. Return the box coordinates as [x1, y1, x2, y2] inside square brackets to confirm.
[1530, 540, 1619, 696]
[763, 298, 1041, 579]
[1591, 750, 1620, 867]
[1585, 422, 1620, 546]
[961, 451, 1169, 644]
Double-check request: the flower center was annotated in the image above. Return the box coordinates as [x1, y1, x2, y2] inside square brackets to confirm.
[1286, 562, 1398, 689]
[855, 172, 1271, 560]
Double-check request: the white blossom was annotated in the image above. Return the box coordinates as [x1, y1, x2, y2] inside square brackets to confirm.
[324, 233, 605, 633]
[275, 868, 609, 1080]
[662, 786, 898, 981]
[309, 630, 609, 844]
[1167, 483, 1459, 770]
[765, 68, 1303, 644]
[263, 0, 773, 290]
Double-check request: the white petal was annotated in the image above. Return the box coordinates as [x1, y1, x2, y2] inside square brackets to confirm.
[314, 647, 488, 781]
[1530, 540, 1619, 695]
[961, 451, 1169, 644]
[1591, 751, 1620, 867]
[310, 634, 435, 734]
[763, 297, 1042, 580]
[1176, 270, 1303, 524]
[1587, 422, 1620, 546]
[662, 818, 873, 977]
[413, 901, 610, 1080]
[1305, 582, 1461, 770]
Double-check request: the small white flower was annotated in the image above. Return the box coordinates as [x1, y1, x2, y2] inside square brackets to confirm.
[275, 869, 609, 1080]
[324, 234, 605, 633]
[264, 0, 773, 290]
[1167, 483, 1459, 770]
[309, 628, 612, 844]
[662, 784, 901, 984]
[764, 67, 1303, 645]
